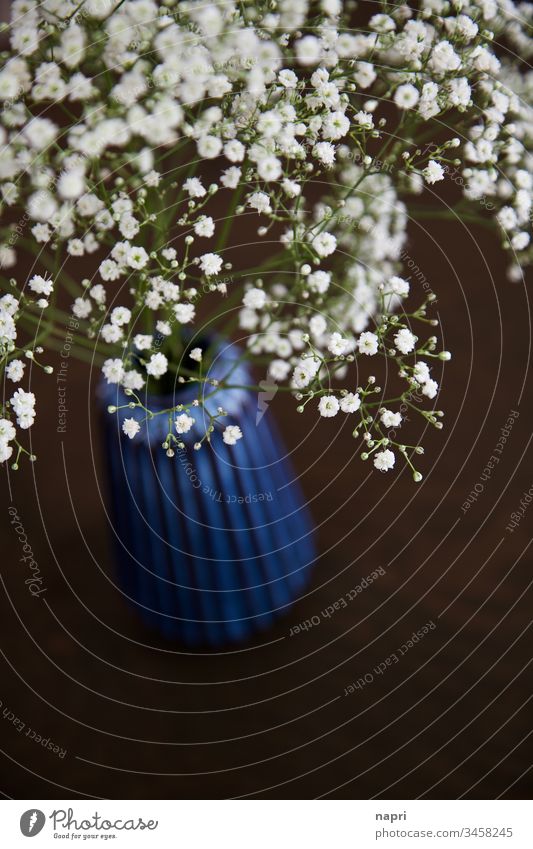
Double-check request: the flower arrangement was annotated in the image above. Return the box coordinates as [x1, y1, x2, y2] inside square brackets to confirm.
[0, 0, 530, 480]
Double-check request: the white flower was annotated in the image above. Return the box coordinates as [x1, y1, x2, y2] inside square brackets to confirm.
[318, 395, 340, 417]
[354, 62, 376, 89]
[328, 332, 349, 356]
[101, 323, 123, 344]
[413, 361, 431, 384]
[99, 259, 121, 281]
[183, 177, 206, 198]
[307, 270, 331, 294]
[248, 191, 271, 214]
[197, 135, 222, 159]
[243, 288, 266, 310]
[122, 418, 140, 439]
[175, 413, 195, 434]
[313, 141, 336, 167]
[282, 179, 300, 197]
[369, 13, 395, 32]
[313, 232, 337, 257]
[322, 111, 350, 141]
[278, 69, 298, 88]
[146, 352, 168, 378]
[374, 449, 395, 472]
[102, 358, 124, 384]
[194, 216, 215, 238]
[220, 167, 241, 189]
[394, 328, 417, 354]
[340, 393, 361, 413]
[0, 438, 13, 463]
[110, 306, 131, 326]
[174, 302, 195, 324]
[388, 276, 410, 297]
[394, 84, 419, 110]
[358, 331, 379, 355]
[28, 190, 57, 222]
[145, 170, 160, 187]
[292, 356, 320, 388]
[380, 409, 402, 428]
[269, 359, 290, 381]
[223, 425, 243, 445]
[422, 378, 439, 399]
[511, 232, 530, 251]
[257, 155, 282, 182]
[6, 360, 24, 383]
[353, 111, 374, 129]
[0, 309, 16, 343]
[224, 140, 245, 163]
[0, 418, 16, 441]
[423, 160, 445, 185]
[72, 297, 92, 319]
[10, 388, 36, 429]
[57, 169, 85, 200]
[199, 253, 222, 276]
[127, 245, 149, 269]
[295, 35, 322, 66]
[133, 334, 153, 351]
[189, 347, 202, 362]
[310, 314, 327, 338]
[28, 274, 53, 296]
[429, 41, 461, 74]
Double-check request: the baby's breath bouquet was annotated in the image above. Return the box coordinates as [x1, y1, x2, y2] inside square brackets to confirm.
[0, 0, 531, 479]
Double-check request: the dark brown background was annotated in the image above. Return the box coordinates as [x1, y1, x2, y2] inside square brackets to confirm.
[1, 209, 532, 800]
[1, 0, 532, 801]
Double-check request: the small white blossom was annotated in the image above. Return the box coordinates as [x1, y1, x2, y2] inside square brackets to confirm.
[6, 359, 24, 383]
[122, 418, 140, 439]
[102, 358, 124, 384]
[374, 449, 395, 472]
[423, 160, 445, 185]
[340, 393, 361, 413]
[174, 303, 195, 324]
[175, 413, 195, 434]
[146, 352, 168, 378]
[243, 288, 267, 310]
[380, 409, 402, 428]
[422, 379, 439, 399]
[199, 253, 223, 276]
[358, 331, 379, 356]
[318, 395, 340, 417]
[394, 328, 417, 354]
[223, 425, 243, 445]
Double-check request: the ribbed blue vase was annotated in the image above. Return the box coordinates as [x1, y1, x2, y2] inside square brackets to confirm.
[99, 340, 316, 646]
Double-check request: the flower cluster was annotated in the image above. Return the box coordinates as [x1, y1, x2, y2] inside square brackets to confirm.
[0, 0, 530, 477]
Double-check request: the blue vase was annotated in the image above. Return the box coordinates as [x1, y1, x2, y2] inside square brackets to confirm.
[99, 340, 316, 646]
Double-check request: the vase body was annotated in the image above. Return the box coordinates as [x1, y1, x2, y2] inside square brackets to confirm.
[99, 341, 316, 646]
